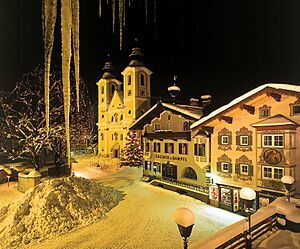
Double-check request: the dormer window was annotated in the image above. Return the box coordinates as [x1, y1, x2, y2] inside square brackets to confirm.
[259, 105, 271, 119]
[140, 74, 145, 86]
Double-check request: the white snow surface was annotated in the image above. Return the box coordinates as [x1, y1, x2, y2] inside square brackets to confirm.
[0, 176, 123, 248]
[191, 83, 300, 128]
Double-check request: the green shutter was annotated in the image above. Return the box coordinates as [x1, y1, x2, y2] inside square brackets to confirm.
[228, 163, 232, 173]
[217, 162, 221, 172]
[236, 135, 240, 145]
[248, 165, 254, 176]
[249, 135, 253, 146]
[235, 164, 240, 174]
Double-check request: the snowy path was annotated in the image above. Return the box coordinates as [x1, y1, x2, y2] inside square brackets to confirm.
[26, 167, 243, 249]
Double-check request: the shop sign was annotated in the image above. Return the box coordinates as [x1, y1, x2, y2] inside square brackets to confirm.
[155, 154, 187, 162]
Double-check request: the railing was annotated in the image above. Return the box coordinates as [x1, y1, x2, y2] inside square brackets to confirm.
[154, 176, 209, 194]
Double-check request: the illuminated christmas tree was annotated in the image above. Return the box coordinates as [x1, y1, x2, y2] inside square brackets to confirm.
[121, 130, 143, 167]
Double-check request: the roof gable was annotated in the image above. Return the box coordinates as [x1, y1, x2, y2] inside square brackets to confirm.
[251, 114, 299, 127]
[191, 83, 300, 129]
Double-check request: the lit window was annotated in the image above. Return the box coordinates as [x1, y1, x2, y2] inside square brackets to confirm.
[263, 134, 284, 147]
[263, 166, 283, 180]
[221, 162, 229, 172]
[240, 164, 249, 175]
[221, 136, 229, 145]
[291, 104, 300, 115]
[240, 136, 249, 146]
[164, 143, 174, 154]
[154, 142, 161, 152]
[179, 143, 188, 155]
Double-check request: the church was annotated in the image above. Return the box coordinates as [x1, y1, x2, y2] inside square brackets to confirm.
[97, 47, 152, 158]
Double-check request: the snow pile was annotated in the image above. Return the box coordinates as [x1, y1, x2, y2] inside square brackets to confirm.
[0, 177, 124, 248]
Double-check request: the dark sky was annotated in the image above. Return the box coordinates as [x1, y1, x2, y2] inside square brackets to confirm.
[1, 0, 300, 111]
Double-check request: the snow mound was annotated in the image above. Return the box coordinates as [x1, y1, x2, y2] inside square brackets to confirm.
[0, 177, 124, 248]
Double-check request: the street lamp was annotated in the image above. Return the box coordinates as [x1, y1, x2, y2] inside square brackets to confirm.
[240, 187, 256, 249]
[172, 207, 195, 249]
[281, 175, 295, 202]
[7, 175, 10, 187]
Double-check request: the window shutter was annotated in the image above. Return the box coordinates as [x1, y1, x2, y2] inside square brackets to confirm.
[249, 135, 253, 146]
[229, 135, 232, 145]
[235, 164, 240, 174]
[236, 135, 240, 145]
[228, 163, 232, 173]
[217, 162, 221, 172]
[218, 135, 222, 145]
[248, 165, 254, 176]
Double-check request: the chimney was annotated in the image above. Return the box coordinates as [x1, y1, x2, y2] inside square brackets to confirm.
[201, 95, 212, 108]
[190, 98, 199, 106]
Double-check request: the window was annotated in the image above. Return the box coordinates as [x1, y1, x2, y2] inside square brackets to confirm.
[140, 89, 145, 96]
[114, 133, 118, 140]
[291, 104, 300, 115]
[101, 133, 104, 140]
[259, 105, 271, 118]
[263, 134, 284, 147]
[153, 162, 161, 173]
[179, 143, 188, 155]
[183, 121, 189, 131]
[145, 142, 150, 152]
[101, 85, 104, 94]
[101, 115, 104, 118]
[183, 167, 197, 180]
[128, 74, 132, 85]
[144, 161, 151, 170]
[165, 123, 171, 130]
[221, 136, 229, 145]
[114, 114, 118, 122]
[128, 90, 132, 96]
[221, 162, 229, 172]
[120, 134, 123, 140]
[112, 134, 114, 140]
[111, 116, 114, 122]
[140, 74, 145, 86]
[263, 166, 283, 180]
[128, 110, 131, 114]
[120, 114, 123, 120]
[154, 123, 161, 130]
[194, 143, 205, 157]
[111, 85, 115, 95]
[168, 115, 171, 120]
[240, 136, 249, 146]
[101, 98, 104, 103]
[154, 142, 161, 152]
[240, 164, 249, 175]
[164, 143, 174, 153]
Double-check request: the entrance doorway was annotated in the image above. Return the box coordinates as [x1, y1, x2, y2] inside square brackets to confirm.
[113, 149, 119, 158]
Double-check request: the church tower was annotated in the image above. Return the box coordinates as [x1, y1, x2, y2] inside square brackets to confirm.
[122, 47, 152, 127]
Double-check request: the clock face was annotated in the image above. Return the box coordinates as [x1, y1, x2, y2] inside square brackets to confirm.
[263, 149, 282, 165]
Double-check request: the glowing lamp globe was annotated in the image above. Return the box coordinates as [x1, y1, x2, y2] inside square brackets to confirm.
[240, 187, 256, 210]
[172, 207, 195, 239]
[281, 175, 295, 185]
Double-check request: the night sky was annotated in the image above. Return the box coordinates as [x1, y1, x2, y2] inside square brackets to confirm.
[1, 0, 300, 111]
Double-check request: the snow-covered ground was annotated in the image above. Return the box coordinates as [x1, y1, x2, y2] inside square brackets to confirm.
[0, 158, 243, 249]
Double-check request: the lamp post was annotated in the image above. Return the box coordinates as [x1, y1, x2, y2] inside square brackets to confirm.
[281, 175, 295, 202]
[240, 187, 256, 249]
[7, 175, 10, 187]
[172, 207, 195, 249]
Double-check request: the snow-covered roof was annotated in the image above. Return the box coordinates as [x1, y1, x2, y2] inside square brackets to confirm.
[191, 83, 300, 129]
[251, 114, 299, 127]
[130, 101, 203, 130]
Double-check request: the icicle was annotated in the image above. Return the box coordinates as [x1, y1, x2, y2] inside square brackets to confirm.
[112, 0, 116, 33]
[119, 0, 123, 50]
[61, 0, 72, 168]
[43, 0, 57, 135]
[145, 0, 148, 24]
[72, 0, 80, 112]
[99, 0, 102, 17]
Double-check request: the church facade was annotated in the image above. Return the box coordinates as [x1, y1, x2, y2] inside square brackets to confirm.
[97, 47, 152, 158]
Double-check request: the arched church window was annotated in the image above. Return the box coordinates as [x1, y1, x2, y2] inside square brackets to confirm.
[101, 133, 104, 140]
[140, 74, 145, 86]
[114, 132, 118, 140]
[114, 114, 118, 122]
[101, 85, 104, 94]
[128, 74, 132, 85]
[183, 167, 197, 180]
[120, 114, 123, 120]
[111, 116, 114, 122]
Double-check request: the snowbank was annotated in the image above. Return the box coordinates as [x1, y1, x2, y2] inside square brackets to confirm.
[0, 177, 124, 248]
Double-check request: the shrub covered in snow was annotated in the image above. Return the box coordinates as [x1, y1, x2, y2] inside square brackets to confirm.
[0, 177, 124, 248]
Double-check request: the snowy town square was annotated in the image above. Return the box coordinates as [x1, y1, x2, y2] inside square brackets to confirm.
[0, 157, 243, 249]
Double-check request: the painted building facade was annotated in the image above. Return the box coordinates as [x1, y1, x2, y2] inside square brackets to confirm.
[130, 101, 210, 201]
[97, 48, 152, 157]
[191, 84, 300, 212]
